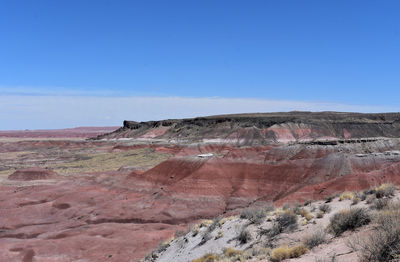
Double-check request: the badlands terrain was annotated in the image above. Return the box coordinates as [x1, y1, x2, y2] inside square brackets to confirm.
[1, 112, 400, 261]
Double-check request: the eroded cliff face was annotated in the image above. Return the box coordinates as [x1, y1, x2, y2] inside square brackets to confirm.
[99, 112, 400, 144]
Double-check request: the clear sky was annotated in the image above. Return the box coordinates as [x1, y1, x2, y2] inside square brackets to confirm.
[0, 1, 399, 129]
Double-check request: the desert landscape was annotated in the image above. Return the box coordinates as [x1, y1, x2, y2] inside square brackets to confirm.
[1, 112, 400, 261]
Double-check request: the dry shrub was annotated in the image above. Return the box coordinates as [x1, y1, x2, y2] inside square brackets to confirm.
[316, 211, 324, 219]
[214, 230, 223, 240]
[192, 253, 217, 262]
[240, 208, 266, 225]
[324, 195, 335, 203]
[263, 210, 298, 238]
[223, 247, 243, 257]
[199, 231, 212, 245]
[328, 208, 371, 236]
[298, 208, 313, 221]
[270, 244, 308, 261]
[319, 203, 331, 214]
[354, 202, 400, 262]
[339, 192, 355, 201]
[238, 227, 252, 244]
[303, 228, 327, 249]
[352, 197, 360, 205]
[375, 183, 396, 199]
[371, 198, 390, 210]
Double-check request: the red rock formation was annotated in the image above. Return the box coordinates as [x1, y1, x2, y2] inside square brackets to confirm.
[8, 167, 60, 181]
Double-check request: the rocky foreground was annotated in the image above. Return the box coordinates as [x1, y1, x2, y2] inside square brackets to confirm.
[1, 112, 400, 261]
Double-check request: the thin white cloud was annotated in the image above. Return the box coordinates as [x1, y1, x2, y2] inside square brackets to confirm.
[0, 95, 398, 130]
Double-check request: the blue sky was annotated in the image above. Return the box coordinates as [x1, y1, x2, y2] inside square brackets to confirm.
[0, 1, 399, 129]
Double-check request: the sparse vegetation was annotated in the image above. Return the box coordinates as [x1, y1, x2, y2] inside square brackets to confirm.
[215, 230, 223, 240]
[240, 208, 266, 225]
[261, 210, 298, 238]
[191, 248, 250, 262]
[298, 208, 313, 221]
[351, 202, 400, 262]
[238, 227, 252, 244]
[192, 253, 216, 262]
[303, 228, 327, 249]
[339, 191, 355, 201]
[324, 195, 335, 203]
[375, 183, 396, 199]
[319, 203, 331, 214]
[199, 231, 212, 245]
[328, 208, 371, 236]
[270, 244, 308, 261]
[371, 198, 390, 210]
[223, 247, 243, 257]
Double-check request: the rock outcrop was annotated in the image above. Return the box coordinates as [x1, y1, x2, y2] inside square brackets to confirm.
[8, 167, 60, 181]
[98, 112, 400, 144]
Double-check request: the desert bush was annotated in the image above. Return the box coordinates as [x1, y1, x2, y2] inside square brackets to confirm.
[328, 208, 371, 236]
[303, 228, 327, 249]
[319, 203, 331, 214]
[324, 195, 335, 203]
[366, 195, 376, 204]
[214, 230, 223, 240]
[352, 197, 360, 205]
[339, 191, 355, 201]
[270, 244, 308, 261]
[198, 216, 221, 244]
[240, 208, 266, 225]
[360, 192, 367, 201]
[353, 202, 400, 261]
[208, 216, 221, 232]
[223, 247, 243, 257]
[199, 231, 212, 245]
[192, 253, 217, 262]
[262, 210, 298, 238]
[238, 227, 252, 244]
[316, 211, 324, 219]
[292, 202, 301, 214]
[364, 188, 376, 195]
[375, 183, 396, 199]
[371, 198, 390, 210]
[298, 208, 313, 221]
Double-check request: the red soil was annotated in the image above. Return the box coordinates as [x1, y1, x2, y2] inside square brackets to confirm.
[2, 139, 400, 261]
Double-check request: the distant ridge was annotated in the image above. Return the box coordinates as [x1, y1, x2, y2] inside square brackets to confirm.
[97, 111, 400, 144]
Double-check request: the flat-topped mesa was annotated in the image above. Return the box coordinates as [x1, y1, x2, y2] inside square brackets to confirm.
[99, 112, 400, 144]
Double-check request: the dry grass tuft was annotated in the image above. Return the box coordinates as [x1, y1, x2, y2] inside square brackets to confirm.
[191, 253, 217, 262]
[270, 244, 308, 262]
[339, 192, 355, 201]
